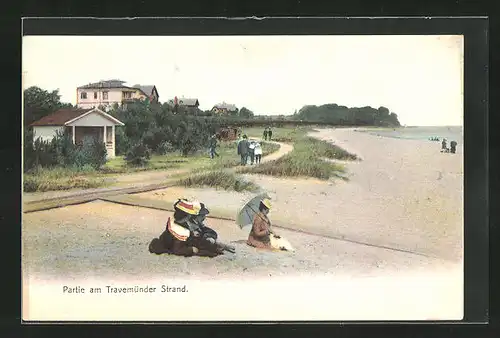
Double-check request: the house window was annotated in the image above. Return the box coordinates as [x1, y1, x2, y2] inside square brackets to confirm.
[94, 92, 98, 99]
[80, 92, 87, 99]
[123, 91, 132, 99]
[103, 91, 109, 100]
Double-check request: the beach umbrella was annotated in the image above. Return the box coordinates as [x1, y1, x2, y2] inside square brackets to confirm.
[236, 192, 271, 229]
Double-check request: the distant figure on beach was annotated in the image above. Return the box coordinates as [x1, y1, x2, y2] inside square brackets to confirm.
[263, 128, 268, 141]
[268, 127, 273, 140]
[441, 138, 448, 152]
[450, 140, 457, 154]
[237, 135, 250, 165]
[254, 141, 263, 164]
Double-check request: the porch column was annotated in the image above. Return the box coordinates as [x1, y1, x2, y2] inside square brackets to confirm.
[72, 125, 75, 144]
[103, 126, 107, 145]
[112, 125, 115, 157]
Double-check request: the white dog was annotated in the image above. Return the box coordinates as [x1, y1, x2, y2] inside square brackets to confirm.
[269, 233, 295, 252]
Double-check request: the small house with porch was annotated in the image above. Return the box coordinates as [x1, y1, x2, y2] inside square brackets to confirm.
[29, 107, 125, 158]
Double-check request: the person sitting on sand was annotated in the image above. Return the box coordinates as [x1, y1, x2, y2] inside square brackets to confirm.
[247, 198, 274, 249]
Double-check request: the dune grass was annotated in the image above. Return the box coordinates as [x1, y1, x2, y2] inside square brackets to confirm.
[23, 166, 110, 192]
[176, 170, 260, 192]
[239, 133, 358, 180]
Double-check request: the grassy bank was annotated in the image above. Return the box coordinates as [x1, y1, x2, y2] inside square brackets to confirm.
[176, 170, 260, 192]
[239, 127, 358, 180]
[176, 126, 359, 191]
[23, 167, 111, 192]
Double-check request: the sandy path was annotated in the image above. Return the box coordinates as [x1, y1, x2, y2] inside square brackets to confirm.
[135, 129, 463, 261]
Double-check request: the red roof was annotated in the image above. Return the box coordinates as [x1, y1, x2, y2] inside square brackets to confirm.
[30, 108, 94, 126]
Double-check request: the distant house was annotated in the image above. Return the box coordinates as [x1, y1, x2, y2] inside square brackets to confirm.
[167, 96, 200, 109]
[29, 107, 124, 158]
[211, 102, 238, 115]
[76, 79, 159, 110]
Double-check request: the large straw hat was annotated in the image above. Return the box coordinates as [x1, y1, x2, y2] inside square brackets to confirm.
[174, 199, 209, 216]
[261, 198, 272, 210]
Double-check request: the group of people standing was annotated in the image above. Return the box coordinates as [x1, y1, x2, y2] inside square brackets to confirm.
[237, 135, 263, 166]
[263, 127, 273, 141]
[441, 138, 458, 154]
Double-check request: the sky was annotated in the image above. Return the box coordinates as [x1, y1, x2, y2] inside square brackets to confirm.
[22, 35, 463, 126]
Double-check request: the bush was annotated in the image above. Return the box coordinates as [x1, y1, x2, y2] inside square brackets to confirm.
[115, 127, 131, 156]
[155, 140, 175, 155]
[73, 136, 108, 169]
[24, 130, 108, 172]
[125, 142, 151, 166]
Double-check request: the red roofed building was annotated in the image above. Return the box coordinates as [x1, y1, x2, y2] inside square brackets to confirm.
[30, 107, 125, 158]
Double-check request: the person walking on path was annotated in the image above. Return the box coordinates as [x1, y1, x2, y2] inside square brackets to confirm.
[263, 128, 268, 141]
[208, 134, 219, 159]
[237, 135, 250, 166]
[248, 140, 256, 165]
[268, 127, 273, 140]
[254, 141, 263, 164]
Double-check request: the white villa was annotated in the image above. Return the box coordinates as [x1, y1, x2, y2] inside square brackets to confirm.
[76, 79, 159, 110]
[29, 107, 125, 158]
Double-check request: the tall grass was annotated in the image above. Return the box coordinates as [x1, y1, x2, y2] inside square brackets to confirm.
[298, 137, 358, 161]
[176, 170, 260, 192]
[23, 166, 109, 192]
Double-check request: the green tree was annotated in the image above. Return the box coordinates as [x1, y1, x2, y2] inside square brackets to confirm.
[239, 107, 254, 119]
[23, 86, 72, 126]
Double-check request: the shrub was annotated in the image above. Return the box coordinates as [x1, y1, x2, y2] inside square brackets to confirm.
[115, 127, 131, 156]
[125, 142, 151, 166]
[155, 141, 175, 155]
[24, 130, 108, 171]
[73, 136, 108, 169]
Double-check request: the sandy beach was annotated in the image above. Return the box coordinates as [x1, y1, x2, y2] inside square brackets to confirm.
[22, 128, 464, 321]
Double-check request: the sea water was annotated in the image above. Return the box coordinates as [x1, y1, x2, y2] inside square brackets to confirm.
[360, 126, 463, 143]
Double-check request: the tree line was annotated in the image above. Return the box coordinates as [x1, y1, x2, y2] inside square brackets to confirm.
[290, 103, 401, 126]
[23, 86, 401, 170]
